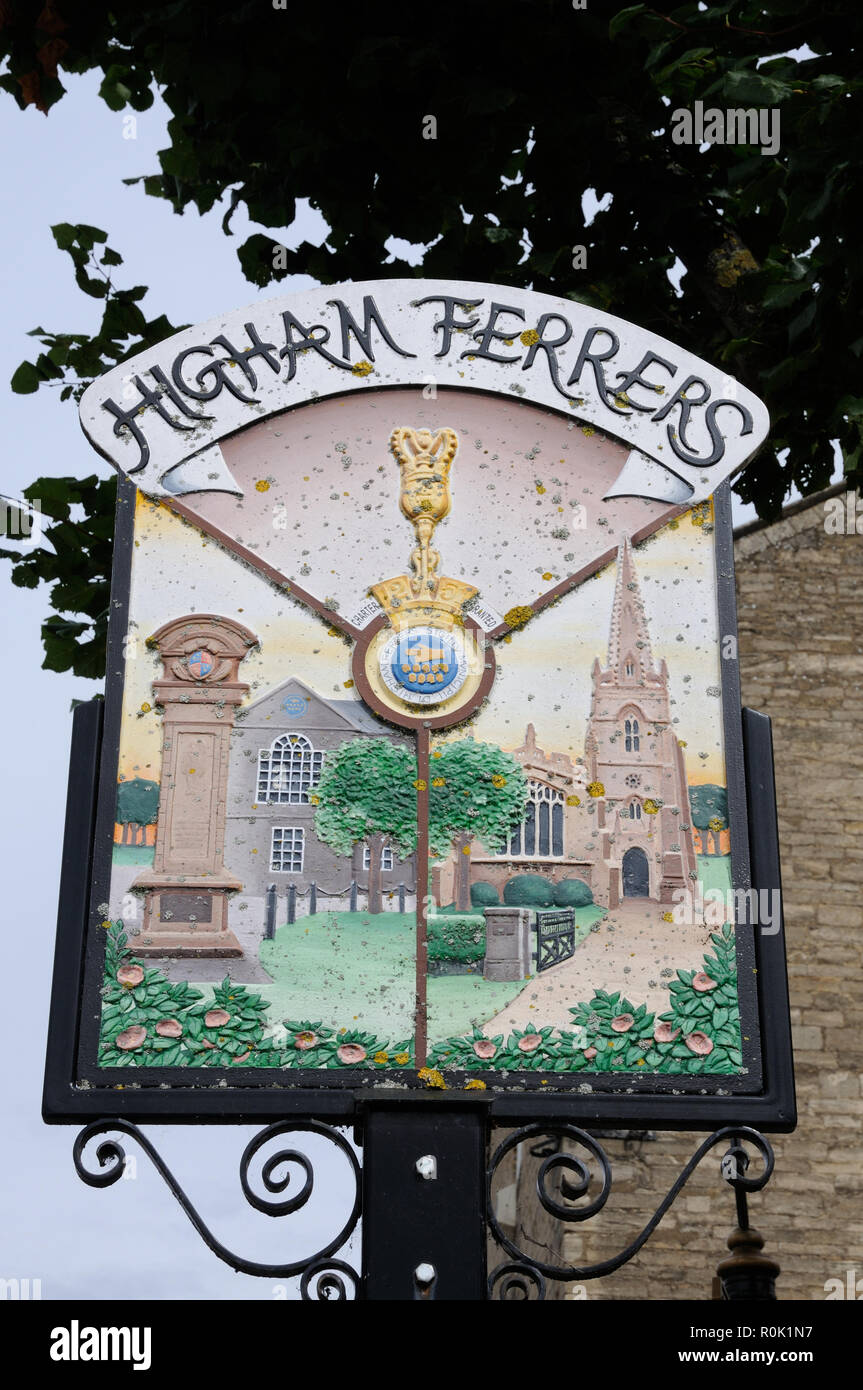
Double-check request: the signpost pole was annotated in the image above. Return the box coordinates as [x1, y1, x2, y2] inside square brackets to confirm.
[359, 1095, 490, 1300]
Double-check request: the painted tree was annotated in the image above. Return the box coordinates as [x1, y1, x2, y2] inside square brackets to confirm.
[689, 784, 729, 856]
[115, 776, 159, 845]
[313, 738, 417, 914]
[428, 740, 528, 911]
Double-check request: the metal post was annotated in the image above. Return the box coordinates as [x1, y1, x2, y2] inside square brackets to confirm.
[287, 883, 296, 925]
[309, 880, 317, 916]
[264, 883, 277, 940]
[350, 879, 358, 912]
[360, 1097, 490, 1300]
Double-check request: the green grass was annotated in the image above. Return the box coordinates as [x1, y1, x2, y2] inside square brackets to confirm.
[697, 852, 732, 897]
[112, 843, 155, 866]
[427, 975, 524, 1042]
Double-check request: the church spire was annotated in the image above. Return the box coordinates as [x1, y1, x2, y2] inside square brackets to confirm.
[606, 535, 654, 678]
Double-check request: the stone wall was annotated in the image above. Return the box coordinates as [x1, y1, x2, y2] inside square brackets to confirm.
[504, 488, 863, 1301]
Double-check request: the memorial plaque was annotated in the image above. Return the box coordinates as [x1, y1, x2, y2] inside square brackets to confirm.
[43, 280, 794, 1128]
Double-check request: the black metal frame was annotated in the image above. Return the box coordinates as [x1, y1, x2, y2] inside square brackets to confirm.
[42, 476, 795, 1130]
[535, 909, 577, 973]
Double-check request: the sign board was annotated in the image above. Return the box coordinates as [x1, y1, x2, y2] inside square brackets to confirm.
[43, 281, 795, 1128]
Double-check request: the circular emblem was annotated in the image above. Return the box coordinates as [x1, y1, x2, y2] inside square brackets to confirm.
[379, 625, 467, 706]
[281, 695, 308, 717]
[187, 649, 215, 679]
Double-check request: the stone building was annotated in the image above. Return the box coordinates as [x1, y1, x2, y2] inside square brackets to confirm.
[225, 676, 416, 934]
[499, 485, 863, 1301]
[448, 536, 697, 908]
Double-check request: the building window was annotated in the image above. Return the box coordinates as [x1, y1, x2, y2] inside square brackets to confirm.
[624, 717, 640, 753]
[627, 800, 642, 820]
[624, 658, 635, 677]
[498, 780, 565, 859]
[363, 845, 394, 870]
[270, 826, 304, 873]
[257, 734, 323, 803]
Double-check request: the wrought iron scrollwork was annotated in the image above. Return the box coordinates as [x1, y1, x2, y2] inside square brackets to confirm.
[487, 1123, 774, 1294]
[73, 1118, 361, 1296]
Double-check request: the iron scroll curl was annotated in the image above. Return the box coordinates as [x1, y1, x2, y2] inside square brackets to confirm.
[73, 1118, 361, 1294]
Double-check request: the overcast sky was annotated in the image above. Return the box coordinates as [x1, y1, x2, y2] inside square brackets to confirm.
[0, 71, 359, 1302]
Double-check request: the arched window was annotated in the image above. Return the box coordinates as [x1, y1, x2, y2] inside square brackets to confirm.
[624, 717, 640, 753]
[257, 734, 323, 804]
[624, 656, 635, 678]
[627, 800, 642, 821]
[497, 780, 564, 858]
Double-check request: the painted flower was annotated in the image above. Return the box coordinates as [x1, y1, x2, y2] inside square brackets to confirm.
[465, 1079, 487, 1090]
[117, 965, 144, 988]
[583, 1047, 598, 1060]
[692, 972, 719, 993]
[472, 1038, 497, 1059]
[373, 1051, 389, 1065]
[432, 751, 442, 759]
[205, 1008, 231, 1029]
[431, 777, 446, 787]
[394, 1052, 410, 1065]
[610, 1013, 635, 1033]
[654, 1022, 680, 1044]
[155, 1019, 183, 1039]
[587, 781, 605, 798]
[685, 1031, 714, 1056]
[491, 774, 507, 788]
[337, 1042, 367, 1064]
[294, 1030, 318, 1050]
[413, 779, 427, 791]
[115, 1025, 147, 1051]
[517, 1033, 543, 1053]
[232, 1050, 252, 1064]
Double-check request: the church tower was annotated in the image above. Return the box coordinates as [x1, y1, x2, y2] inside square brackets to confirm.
[585, 536, 697, 906]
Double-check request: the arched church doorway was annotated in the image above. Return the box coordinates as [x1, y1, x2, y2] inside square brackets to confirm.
[622, 846, 649, 898]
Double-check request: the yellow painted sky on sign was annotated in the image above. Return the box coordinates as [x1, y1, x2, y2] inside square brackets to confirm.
[117, 496, 726, 787]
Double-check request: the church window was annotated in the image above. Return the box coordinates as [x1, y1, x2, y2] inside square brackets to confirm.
[270, 826, 304, 873]
[625, 659, 635, 677]
[627, 801, 642, 820]
[624, 717, 640, 753]
[257, 734, 323, 803]
[498, 781, 565, 858]
[363, 845, 394, 870]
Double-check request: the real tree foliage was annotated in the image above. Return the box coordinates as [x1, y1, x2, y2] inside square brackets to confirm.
[428, 740, 528, 911]
[688, 782, 729, 854]
[313, 738, 418, 914]
[2, 1, 861, 677]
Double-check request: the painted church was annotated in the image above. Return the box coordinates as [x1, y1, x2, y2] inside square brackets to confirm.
[457, 536, 698, 907]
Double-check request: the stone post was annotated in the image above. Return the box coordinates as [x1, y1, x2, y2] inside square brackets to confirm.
[132, 613, 257, 957]
[483, 906, 531, 982]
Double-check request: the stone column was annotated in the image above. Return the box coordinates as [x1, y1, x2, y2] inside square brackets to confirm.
[132, 613, 257, 957]
[483, 906, 531, 982]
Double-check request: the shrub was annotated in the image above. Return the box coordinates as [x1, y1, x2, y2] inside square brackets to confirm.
[553, 877, 594, 908]
[470, 880, 500, 908]
[503, 874, 554, 908]
[428, 912, 486, 962]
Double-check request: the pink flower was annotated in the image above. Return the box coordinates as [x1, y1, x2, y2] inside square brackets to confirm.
[610, 1013, 635, 1033]
[155, 1019, 182, 1039]
[337, 1043, 367, 1064]
[685, 1031, 714, 1056]
[117, 965, 144, 988]
[205, 1008, 230, 1028]
[115, 1025, 146, 1051]
[583, 1047, 598, 1060]
[294, 1030, 318, 1050]
[692, 973, 719, 993]
[473, 1038, 497, 1059]
[518, 1033, 543, 1053]
[654, 1022, 680, 1044]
